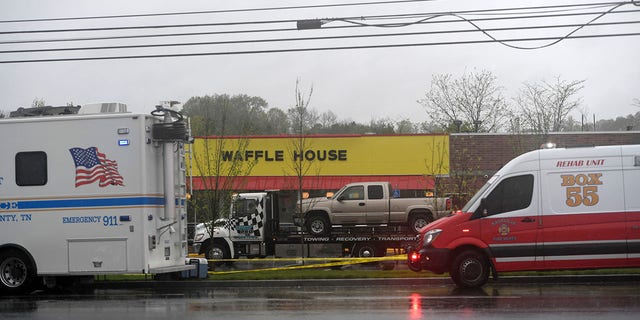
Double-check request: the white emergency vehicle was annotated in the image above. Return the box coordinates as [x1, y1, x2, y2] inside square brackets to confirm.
[408, 144, 640, 288]
[0, 103, 192, 294]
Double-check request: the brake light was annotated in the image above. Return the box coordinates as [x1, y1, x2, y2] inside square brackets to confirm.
[410, 252, 420, 262]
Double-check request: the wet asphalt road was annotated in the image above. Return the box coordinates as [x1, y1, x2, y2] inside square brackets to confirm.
[2, 277, 640, 319]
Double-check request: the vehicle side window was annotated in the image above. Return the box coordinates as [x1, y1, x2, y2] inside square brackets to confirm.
[480, 174, 533, 216]
[342, 186, 364, 200]
[234, 199, 259, 218]
[15, 151, 48, 186]
[368, 185, 384, 200]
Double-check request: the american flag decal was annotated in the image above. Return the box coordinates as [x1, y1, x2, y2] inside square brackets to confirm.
[69, 147, 124, 187]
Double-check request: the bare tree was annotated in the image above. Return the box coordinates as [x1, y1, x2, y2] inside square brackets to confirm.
[287, 88, 318, 134]
[422, 136, 450, 216]
[445, 139, 487, 210]
[418, 69, 510, 132]
[185, 96, 257, 249]
[286, 80, 316, 211]
[319, 110, 338, 129]
[515, 76, 585, 134]
[283, 79, 324, 260]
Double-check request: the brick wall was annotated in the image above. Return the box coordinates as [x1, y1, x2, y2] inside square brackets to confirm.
[444, 132, 640, 208]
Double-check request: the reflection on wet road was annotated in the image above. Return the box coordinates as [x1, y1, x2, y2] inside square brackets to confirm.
[2, 282, 640, 319]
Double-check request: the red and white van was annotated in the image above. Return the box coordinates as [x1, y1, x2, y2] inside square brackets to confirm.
[408, 144, 640, 288]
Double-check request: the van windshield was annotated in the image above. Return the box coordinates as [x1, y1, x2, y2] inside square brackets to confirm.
[461, 175, 499, 212]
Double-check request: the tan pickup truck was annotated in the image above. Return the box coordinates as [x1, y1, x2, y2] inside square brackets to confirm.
[301, 182, 451, 236]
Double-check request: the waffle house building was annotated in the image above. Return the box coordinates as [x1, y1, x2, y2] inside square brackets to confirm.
[188, 134, 450, 198]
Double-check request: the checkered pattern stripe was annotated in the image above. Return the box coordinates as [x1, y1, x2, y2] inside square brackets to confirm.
[226, 201, 264, 236]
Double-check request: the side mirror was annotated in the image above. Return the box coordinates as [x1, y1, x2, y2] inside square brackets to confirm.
[472, 198, 488, 219]
[479, 198, 489, 217]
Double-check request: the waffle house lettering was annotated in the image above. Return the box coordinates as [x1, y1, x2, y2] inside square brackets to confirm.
[292, 150, 347, 161]
[222, 150, 285, 162]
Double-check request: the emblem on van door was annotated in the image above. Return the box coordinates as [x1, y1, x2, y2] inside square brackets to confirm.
[498, 223, 510, 236]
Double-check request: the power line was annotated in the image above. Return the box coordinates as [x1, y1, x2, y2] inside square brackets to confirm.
[1, 1, 637, 62]
[2, 7, 638, 45]
[2, 20, 637, 55]
[0, 1, 633, 35]
[441, 1, 627, 49]
[0, 18, 296, 35]
[0, 0, 439, 24]
[1, 32, 637, 64]
[0, 27, 296, 45]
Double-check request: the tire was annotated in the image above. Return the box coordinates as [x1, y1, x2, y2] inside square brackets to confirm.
[449, 249, 490, 288]
[408, 212, 432, 233]
[306, 214, 330, 236]
[353, 243, 379, 258]
[204, 242, 230, 267]
[353, 243, 383, 268]
[0, 249, 36, 295]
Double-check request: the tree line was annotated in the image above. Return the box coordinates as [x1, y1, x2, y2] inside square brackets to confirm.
[181, 70, 639, 136]
[3, 70, 638, 133]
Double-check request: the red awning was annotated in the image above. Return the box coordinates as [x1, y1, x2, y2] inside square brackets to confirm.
[189, 175, 435, 191]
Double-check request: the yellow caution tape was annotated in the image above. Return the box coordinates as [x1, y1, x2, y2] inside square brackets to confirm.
[204, 255, 406, 263]
[207, 254, 407, 274]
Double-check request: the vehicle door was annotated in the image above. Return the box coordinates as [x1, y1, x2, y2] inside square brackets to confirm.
[331, 185, 367, 224]
[365, 184, 390, 224]
[476, 173, 542, 271]
[540, 153, 627, 269]
[624, 149, 640, 266]
[229, 197, 263, 243]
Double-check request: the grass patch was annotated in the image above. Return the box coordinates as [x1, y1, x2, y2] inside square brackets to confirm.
[208, 269, 442, 281]
[95, 267, 640, 282]
[95, 269, 443, 281]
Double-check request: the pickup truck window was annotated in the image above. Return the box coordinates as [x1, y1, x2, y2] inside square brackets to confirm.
[368, 185, 384, 200]
[481, 174, 534, 216]
[342, 186, 364, 200]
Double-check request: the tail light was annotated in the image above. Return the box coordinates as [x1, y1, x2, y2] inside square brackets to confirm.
[410, 252, 420, 263]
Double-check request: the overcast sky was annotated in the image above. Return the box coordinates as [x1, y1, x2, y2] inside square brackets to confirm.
[1, 0, 639, 124]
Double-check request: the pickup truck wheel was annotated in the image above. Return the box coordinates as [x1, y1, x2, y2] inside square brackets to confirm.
[409, 213, 431, 233]
[0, 249, 36, 295]
[450, 249, 490, 288]
[306, 215, 330, 236]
